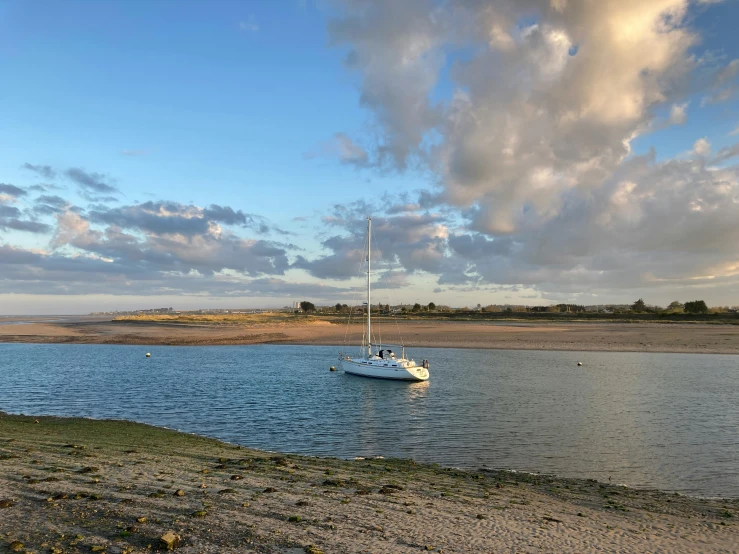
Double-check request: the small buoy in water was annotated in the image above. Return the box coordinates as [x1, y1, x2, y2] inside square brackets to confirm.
[146, 353, 151, 358]
[577, 362, 582, 366]
[330, 366, 336, 371]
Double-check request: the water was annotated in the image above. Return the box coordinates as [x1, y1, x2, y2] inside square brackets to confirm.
[0, 343, 737, 498]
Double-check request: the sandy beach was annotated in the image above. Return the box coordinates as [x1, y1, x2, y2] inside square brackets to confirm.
[0, 412, 736, 553]
[1, 315, 739, 354]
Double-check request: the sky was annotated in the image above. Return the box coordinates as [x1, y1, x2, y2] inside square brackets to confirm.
[1, 0, 739, 315]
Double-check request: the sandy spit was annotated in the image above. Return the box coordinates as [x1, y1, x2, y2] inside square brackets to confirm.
[2, 317, 739, 354]
[0, 412, 737, 553]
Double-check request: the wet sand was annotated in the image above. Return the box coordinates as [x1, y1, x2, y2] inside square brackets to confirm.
[1, 316, 739, 354]
[0, 412, 736, 553]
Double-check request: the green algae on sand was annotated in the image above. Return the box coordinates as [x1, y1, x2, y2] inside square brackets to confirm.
[1, 411, 737, 553]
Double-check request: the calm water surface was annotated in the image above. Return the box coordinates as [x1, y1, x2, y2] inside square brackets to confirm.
[0, 344, 737, 498]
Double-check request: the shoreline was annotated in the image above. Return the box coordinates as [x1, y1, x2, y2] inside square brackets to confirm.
[2, 317, 739, 354]
[2, 338, 739, 356]
[0, 409, 734, 501]
[1, 412, 737, 553]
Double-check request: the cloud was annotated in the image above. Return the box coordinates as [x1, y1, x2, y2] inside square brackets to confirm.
[334, 133, 369, 167]
[669, 102, 688, 125]
[448, 233, 512, 259]
[0, 186, 51, 234]
[0, 219, 52, 234]
[5, 152, 739, 303]
[446, 149, 739, 296]
[294, 201, 452, 279]
[3, 1, 738, 306]
[1, 184, 305, 299]
[121, 149, 148, 156]
[239, 16, 259, 33]
[65, 168, 119, 194]
[0, 184, 27, 198]
[202, 204, 254, 227]
[0, 242, 352, 299]
[328, 0, 444, 170]
[711, 144, 739, 165]
[28, 184, 60, 192]
[294, 144, 739, 304]
[22, 163, 57, 179]
[90, 195, 120, 203]
[33, 194, 72, 215]
[693, 137, 711, 156]
[88, 202, 210, 236]
[309, 0, 739, 304]
[47, 199, 295, 278]
[304, 133, 370, 167]
[87, 201, 281, 236]
[5, 163, 308, 299]
[377, 270, 411, 289]
[327, 0, 737, 238]
[701, 59, 739, 105]
[0, 205, 20, 218]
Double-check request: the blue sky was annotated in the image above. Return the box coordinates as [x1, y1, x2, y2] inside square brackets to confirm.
[1, 0, 739, 314]
[2, 1, 375, 215]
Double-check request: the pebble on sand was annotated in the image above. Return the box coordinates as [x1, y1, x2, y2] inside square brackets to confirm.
[160, 531, 181, 550]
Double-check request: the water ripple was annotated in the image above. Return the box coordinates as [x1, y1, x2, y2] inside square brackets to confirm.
[0, 343, 737, 497]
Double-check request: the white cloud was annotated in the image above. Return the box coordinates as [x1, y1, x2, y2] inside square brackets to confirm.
[669, 102, 688, 125]
[306, 133, 369, 167]
[334, 133, 369, 166]
[322, 0, 739, 303]
[693, 137, 711, 156]
[328, 0, 445, 170]
[700, 59, 739, 105]
[295, 145, 739, 305]
[329, 0, 711, 235]
[239, 16, 259, 33]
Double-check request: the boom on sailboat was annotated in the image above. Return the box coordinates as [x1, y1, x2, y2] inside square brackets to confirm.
[339, 217, 430, 382]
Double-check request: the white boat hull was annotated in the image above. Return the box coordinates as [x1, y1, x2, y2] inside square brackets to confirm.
[341, 358, 429, 381]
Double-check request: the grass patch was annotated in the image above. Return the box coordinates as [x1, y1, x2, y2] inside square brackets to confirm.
[114, 312, 321, 326]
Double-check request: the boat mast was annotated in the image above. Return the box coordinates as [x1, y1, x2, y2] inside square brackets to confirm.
[366, 216, 372, 358]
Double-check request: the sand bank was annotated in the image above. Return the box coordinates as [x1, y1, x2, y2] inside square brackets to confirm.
[0, 412, 736, 553]
[1, 316, 739, 354]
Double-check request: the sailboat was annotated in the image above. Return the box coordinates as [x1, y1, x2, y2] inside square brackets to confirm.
[339, 217, 430, 381]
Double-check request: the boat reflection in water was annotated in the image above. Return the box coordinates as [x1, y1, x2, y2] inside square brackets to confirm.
[349, 376, 431, 457]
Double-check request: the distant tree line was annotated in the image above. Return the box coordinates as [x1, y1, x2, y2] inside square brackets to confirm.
[296, 298, 735, 316]
[631, 298, 712, 314]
